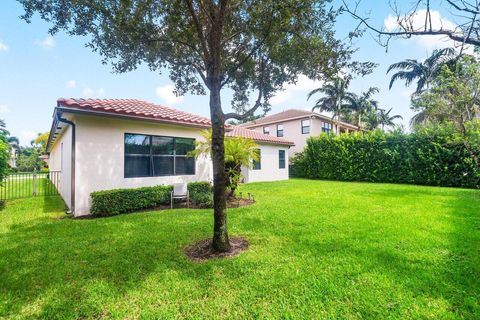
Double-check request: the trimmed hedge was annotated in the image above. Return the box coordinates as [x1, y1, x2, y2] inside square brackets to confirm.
[91, 185, 173, 217]
[292, 129, 479, 189]
[188, 181, 213, 208]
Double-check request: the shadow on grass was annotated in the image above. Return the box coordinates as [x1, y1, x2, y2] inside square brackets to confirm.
[0, 184, 479, 318]
[0, 199, 223, 318]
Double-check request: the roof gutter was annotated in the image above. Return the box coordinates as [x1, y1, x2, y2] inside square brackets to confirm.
[55, 112, 75, 215]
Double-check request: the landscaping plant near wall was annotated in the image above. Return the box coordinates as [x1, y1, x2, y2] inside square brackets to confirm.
[292, 126, 480, 189]
[91, 185, 173, 217]
[188, 182, 213, 208]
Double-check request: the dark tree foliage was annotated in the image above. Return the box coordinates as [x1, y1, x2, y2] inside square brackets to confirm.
[292, 127, 480, 189]
[18, 0, 361, 252]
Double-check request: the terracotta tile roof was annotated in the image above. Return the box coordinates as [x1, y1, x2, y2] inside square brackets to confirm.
[57, 98, 212, 128]
[240, 108, 359, 129]
[227, 126, 294, 146]
[49, 98, 293, 150]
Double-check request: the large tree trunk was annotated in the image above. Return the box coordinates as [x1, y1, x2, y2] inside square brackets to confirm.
[209, 81, 231, 252]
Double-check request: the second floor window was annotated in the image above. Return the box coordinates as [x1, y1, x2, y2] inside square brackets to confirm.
[301, 119, 310, 134]
[263, 126, 270, 135]
[322, 122, 333, 133]
[277, 124, 284, 137]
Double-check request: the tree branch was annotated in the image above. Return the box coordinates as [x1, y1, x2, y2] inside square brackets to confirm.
[224, 60, 266, 120]
[342, 0, 480, 47]
[446, 0, 480, 15]
[184, 0, 210, 63]
[224, 86, 264, 120]
[221, 4, 274, 87]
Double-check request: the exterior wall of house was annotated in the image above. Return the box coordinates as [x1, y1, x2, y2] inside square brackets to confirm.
[71, 114, 214, 216]
[242, 144, 289, 183]
[248, 117, 315, 156]
[48, 124, 72, 210]
[247, 116, 358, 157]
[49, 112, 291, 216]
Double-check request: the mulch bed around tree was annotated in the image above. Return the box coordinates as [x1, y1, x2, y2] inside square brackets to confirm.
[184, 236, 249, 262]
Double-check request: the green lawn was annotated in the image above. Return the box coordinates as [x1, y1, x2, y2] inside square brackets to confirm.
[0, 174, 58, 200]
[0, 179, 479, 319]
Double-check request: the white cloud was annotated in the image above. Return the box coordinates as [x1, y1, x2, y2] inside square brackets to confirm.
[0, 105, 9, 115]
[36, 35, 55, 49]
[155, 84, 184, 105]
[82, 87, 105, 98]
[65, 80, 76, 89]
[384, 10, 463, 50]
[21, 130, 37, 144]
[270, 75, 323, 106]
[0, 41, 8, 52]
[384, 10, 457, 33]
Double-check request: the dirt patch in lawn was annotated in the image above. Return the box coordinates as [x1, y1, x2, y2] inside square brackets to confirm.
[184, 236, 249, 262]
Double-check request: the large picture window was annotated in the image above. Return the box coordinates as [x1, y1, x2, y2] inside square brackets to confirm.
[124, 133, 195, 178]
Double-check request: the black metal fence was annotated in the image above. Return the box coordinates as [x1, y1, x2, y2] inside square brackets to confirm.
[0, 171, 61, 200]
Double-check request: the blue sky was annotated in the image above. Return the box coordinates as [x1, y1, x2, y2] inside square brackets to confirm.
[0, 1, 461, 145]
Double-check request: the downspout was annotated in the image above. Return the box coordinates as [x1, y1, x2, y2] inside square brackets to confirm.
[56, 112, 75, 215]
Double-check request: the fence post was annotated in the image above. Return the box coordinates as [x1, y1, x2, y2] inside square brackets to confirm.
[33, 170, 37, 197]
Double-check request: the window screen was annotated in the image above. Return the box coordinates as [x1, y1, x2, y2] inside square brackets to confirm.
[279, 150, 286, 169]
[252, 149, 261, 170]
[124, 133, 195, 178]
[276, 124, 284, 137]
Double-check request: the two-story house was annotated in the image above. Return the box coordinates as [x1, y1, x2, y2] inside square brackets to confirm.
[240, 109, 360, 156]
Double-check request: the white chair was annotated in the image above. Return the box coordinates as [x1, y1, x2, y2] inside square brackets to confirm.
[171, 183, 189, 208]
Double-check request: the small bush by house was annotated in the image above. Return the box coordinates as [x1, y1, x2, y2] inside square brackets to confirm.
[188, 181, 213, 208]
[91, 185, 173, 217]
[292, 127, 480, 189]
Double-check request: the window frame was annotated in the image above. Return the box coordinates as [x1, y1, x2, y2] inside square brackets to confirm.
[322, 122, 333, 133]
[263, 126, 270, 135]
[124, 133, 196, 178]
[279, 150, 286, 169]
[301, 119, 310, 134]
[276, 124, 284, 137]
[252, 148, 261, 170]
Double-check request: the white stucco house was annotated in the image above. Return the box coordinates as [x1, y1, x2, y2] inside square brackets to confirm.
[240, 109, 360, 157]
[47, 98, 293, 216]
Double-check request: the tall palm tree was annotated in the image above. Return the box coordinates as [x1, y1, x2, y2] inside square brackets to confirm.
[308, 77, 355, 134]
[378, 108, 403, 131]
[344, 87, 379, 128]
[387, 47, 455, 93]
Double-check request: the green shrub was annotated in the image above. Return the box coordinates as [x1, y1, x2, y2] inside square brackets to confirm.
[188, 181, 213, 208]
[292, 128, 480, 189]
[90, 185, 173, 217]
